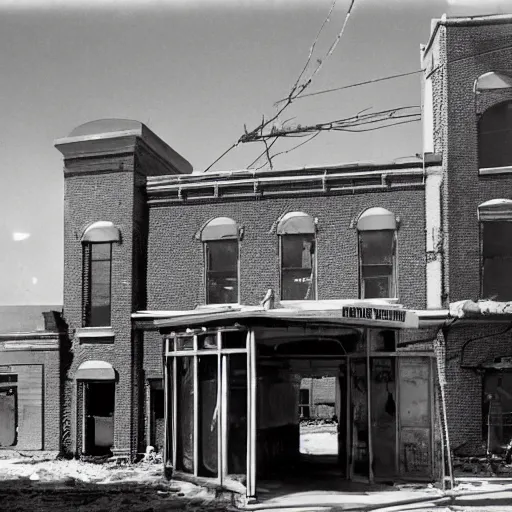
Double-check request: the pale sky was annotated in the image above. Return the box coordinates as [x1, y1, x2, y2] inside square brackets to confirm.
[0, 0, 507, 305]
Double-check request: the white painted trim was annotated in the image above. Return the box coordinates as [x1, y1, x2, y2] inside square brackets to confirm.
[478, 198, 512, 221]
[425, 172, 443, 309]
[479, 166, 512, 176]
[357, 207, 397, 231]
[76, 327, 115, 339]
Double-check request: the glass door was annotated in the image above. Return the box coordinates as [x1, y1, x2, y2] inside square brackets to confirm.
[165, 330, 250, 488]
[370, 357, 397, 479]
[398, 357, 432, 479]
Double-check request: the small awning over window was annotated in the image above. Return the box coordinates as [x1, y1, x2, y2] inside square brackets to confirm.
[478, 199, 512, 221]
[357, 207, 396, 231]
[75, 360, 115, 381]
[201, 217, 238, 241]
[82, 221, 121, 243]
[277, 212, 315, 235]
[474, 72, 512, 93]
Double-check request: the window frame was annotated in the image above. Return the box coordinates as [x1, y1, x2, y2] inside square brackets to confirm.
[203, 239, 240, 306]
[358, 230, 397, 300]
[279, 233, 317, 301]
[478, 100, 512, 174]
[82, 241, 113, 328]
[356, 208, 398, 300]
[478, 200, 512, 301]
[479, 220, 512, 301]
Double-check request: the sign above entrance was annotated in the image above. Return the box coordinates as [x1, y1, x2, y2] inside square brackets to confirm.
[342, 306, 406, 323]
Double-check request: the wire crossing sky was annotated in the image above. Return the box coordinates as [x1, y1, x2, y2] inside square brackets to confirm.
[0, 0, 508, 305]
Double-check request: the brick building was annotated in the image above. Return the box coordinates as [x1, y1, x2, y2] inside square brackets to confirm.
[0, 306, 65, 452]
[44, 12, 512, 500]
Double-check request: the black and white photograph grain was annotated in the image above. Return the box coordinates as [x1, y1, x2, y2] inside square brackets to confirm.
[2, 0, 512, 511]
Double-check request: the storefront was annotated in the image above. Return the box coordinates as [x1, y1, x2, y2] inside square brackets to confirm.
[154, 301, 436, 501]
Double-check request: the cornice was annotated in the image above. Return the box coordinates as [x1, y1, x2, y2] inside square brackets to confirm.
[147, 165, 432, 205]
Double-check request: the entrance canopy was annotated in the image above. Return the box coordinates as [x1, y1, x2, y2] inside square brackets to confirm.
[135, 299, 419, 331]
[75, 360, 115, 381]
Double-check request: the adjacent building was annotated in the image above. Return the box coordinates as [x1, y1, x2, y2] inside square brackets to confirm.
[0, 306, 64, 451]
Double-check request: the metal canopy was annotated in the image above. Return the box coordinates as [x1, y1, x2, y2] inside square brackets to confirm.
[152, 300, 419, 331]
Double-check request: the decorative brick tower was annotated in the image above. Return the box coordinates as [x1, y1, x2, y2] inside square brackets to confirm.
[55, 119, 192, 458]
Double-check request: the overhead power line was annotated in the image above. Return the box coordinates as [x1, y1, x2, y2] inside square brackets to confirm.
[275, 69, 423, 104]
[203, 0, 357, 172]
[241, 106, 421, 142]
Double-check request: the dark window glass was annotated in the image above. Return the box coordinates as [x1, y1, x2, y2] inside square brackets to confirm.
[83, 242, 112, 327]
[359, 230, 395, 299]
[482, 221, 512, 301]
[281, 235, 316, 300]
[479, 101, 512, 169]
[205, 240, 238, 304]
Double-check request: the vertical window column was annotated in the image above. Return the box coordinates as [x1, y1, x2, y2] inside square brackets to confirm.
[356, 208, 397, 300]
[200, 217, 240, 305]
[81, 221, 120, 328]
[277, 211, 317, 301]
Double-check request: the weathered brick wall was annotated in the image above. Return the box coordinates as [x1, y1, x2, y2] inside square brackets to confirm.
[428, 20, 512, 455]
[443, 324, 512, 455]
[0, 350, 60, 451]
[435, 22, 512, 303]
[63, 166, 136, 455]
[147, 190, 427, 310]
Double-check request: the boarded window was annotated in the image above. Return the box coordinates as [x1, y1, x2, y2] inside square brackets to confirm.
[482, 221, 512, 301]
[83, 242, 112, 327]
[479, 101, 512, 169]
[359, 230, 396, 299]
[205, 240, 238, 304]
[281, 235, 316, 300]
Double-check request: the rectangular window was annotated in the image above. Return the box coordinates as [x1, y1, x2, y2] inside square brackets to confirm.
[482, 221, 512, 301]
[281, 235, 316, 300]
[299, 388, 310, 419]
[83, 242, 112, 327]
[359, 230, 396, 299]
[205, 240, 238, 304]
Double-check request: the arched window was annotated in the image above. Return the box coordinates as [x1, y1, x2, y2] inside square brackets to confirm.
[200, 217, 239, 304]
[277, 212, 316, 300]
[479, 199, 512, 300]
[479, 100, 512, 170]
[81, 221, 120, 327]
[357, 208, 397, 299]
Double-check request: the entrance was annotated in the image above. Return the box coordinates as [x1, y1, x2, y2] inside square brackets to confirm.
[162, 318, 433, 500]
[164, 328, 251, 489]
[84, 382, 115, 455]
[0, 374, 17, 447]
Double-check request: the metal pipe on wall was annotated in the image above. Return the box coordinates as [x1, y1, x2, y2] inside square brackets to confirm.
[193, 335, 199, 477]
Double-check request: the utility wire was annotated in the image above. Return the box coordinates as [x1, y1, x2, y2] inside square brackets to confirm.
[203, 142, 239, 173]
[291, 0, 339, 96]
[275, 69, 423, 104]
[242, 106, 420, 141]
[255, 132, 321, 170]
[204, 0, 356, 172]
[247, 138, 279, 169]
[204, 35, 512, 172]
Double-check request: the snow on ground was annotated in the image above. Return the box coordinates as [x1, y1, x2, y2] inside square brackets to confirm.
[0, 457, 231, 511]
[300, 423, 338, 455]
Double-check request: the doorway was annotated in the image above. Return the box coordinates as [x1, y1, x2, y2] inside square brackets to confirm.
[299, 377, 339, 459]
[84, 382, 115, 455]
[0, 374, 17, 447]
